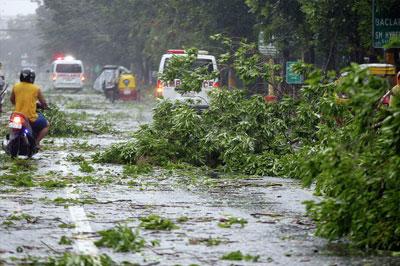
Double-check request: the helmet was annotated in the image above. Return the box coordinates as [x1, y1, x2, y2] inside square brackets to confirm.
[20, 68, 35, 83]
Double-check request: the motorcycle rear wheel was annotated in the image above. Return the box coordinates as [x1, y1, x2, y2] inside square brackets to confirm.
[9, 137, 21, 158]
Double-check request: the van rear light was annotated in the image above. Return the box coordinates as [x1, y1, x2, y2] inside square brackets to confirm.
[155, 80, 164, 97]
[52, 73, 57, 81]
[213, 81, 220, 88]
[167, 49, 185, 54]
[80, 74, 85, 81]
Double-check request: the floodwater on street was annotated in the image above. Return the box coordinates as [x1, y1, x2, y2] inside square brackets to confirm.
[0, 91, 399, 265]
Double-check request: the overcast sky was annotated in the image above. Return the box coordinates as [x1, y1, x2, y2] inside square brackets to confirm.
[0, 0, 39, 17]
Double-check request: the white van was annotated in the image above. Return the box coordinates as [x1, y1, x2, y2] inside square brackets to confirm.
[51, 56, 85, 90]
[155, 50, 219, 108]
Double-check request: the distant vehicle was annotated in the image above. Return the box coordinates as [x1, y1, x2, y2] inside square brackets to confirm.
[51, 56, 85, 91]
[155, 49, 219, 109]
[361, 64, 396, 105]
[93, 65, 138, 102]
[336, 63, 396, 105]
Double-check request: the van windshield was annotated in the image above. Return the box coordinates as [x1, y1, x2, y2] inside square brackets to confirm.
[56, 64, 82, 73]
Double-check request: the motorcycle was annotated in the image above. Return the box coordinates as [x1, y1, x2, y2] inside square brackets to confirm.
[2, 100, 45, 158]
[2, 112, 39, 158]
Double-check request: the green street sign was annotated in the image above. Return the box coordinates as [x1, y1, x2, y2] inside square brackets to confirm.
[286, 61, 303, 85]
[373, 0, 400, 48]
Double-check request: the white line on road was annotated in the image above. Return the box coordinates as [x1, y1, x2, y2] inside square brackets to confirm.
[64, 176, 98, 255]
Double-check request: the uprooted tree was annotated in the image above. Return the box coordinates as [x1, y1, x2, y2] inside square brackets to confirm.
[95, 38, 400, 250]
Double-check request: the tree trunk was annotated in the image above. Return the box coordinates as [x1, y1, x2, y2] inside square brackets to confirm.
[324, 31, 338, 72]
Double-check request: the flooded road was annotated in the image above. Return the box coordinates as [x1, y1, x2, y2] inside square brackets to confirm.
[0, 91, 398, 265]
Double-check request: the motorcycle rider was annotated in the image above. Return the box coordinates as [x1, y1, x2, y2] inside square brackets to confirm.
[10, 68, 49, 148]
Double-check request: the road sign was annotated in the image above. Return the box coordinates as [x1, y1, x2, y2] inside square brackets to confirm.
[373, 0, 400, 48]
[259, 44, 278, 57]
[286, 61, 303, 85]
[258, 31, 278, 57]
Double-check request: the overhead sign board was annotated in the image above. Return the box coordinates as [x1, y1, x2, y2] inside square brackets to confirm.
[373, 0, 400, 48]
[286, 61, 303, 85]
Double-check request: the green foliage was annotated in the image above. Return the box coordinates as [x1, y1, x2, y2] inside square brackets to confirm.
[66, 154, 85, 163]
[0, 173, 35, 187]
[71, 141, 100, 151]
[123, 164, 153, 177]
[95, 39, 305, 174]
[58, 236, 72, 245]
[297, 65, 400, 250]
[96, 89, 297, 174]
[58, 223, 76, 229]
[139, 214, 179, 231]
[384, 36, 400, 49]
[95, 225, 146, 253]
[93, 142, 137, 165]
[5, 213, 34, 223]
[246, 0, 374, 70]
[44, 253, 116, 266]
[221, 251, 259, 262]
[218, 216, 248, 228]
[223, 37, 282, 86]
[40, 180, 68, 190]
[96, 35, 400, 250]
[177, 216, 189, 223]
[42, 105, 83, 137]
[74, 175, 113, 185]
[79, 160, 95, 173]
[189, 237, 222, 246]
[52, 197, 96, 206]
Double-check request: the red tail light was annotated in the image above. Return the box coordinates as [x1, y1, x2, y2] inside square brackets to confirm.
[10, 114, 25, 125]
[167, 49, 185, 54]
[155, 80, 164, 97]
[52, 73, 57, 81]
[156, 80, 163, 89]
[213, 81, 220, 88]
